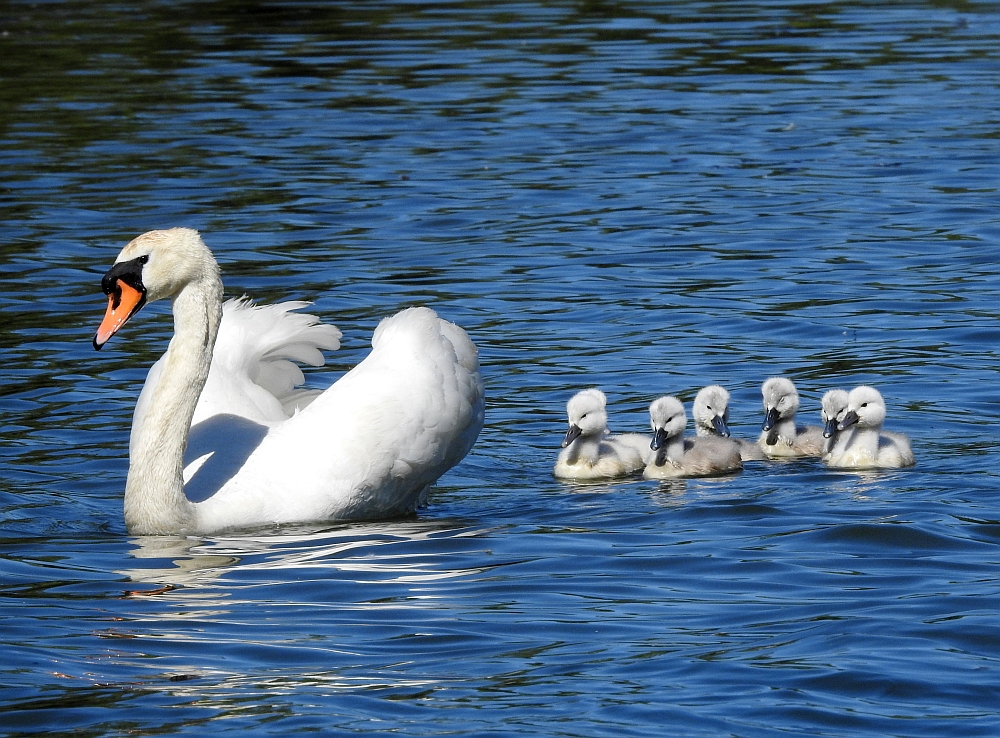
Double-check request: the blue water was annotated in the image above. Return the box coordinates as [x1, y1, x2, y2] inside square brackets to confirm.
[3, 1, 1000, 735]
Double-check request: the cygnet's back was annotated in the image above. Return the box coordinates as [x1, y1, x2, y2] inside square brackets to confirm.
[825, 386, 915, 469]
[554, 388, 645, 479]
[758, 376, 825, 458]
[693, 384, 766, 461]
[643, 396, 742, 479]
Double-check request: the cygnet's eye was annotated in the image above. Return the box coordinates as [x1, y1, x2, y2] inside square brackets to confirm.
[861, 402, 868, 408]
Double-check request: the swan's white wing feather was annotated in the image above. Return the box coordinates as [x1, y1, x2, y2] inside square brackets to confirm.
[191, 307, 484, 531]
[205, 298, 341, 421]
[132, 298, 342, 453]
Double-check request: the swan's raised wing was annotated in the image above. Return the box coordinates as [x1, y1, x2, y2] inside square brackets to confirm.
[194, 307, 485, 529]
[131, 299, 341, 455]
[203, 298, 342, 421]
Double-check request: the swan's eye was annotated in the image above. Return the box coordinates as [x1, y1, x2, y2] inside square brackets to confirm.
[861, 403, 868, 408]
[139, 254, 149, 264]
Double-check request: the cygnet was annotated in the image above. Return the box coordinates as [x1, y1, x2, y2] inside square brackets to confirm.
[758, 377, 825, 458]
[820, 388, 851, 461]
[825, 386, 915, 469]
[693, 384, 766, 461]
[554, 388, 646, 479]
[643, 396, 743, 479]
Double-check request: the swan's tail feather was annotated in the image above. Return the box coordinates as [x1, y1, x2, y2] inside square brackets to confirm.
[367, 306, 484, 479]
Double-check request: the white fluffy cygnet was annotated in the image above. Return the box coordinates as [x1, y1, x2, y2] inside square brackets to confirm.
[643, 396, 742, 479]
[554, 389, 646, 479]
[824, 386, 915, 469]
[693, 384, 766, 461]
[820, 388, 851, 461]
[757, 377, 825, 459]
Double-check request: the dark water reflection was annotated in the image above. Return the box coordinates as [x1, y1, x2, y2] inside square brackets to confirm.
[3, 1, 1000, 736]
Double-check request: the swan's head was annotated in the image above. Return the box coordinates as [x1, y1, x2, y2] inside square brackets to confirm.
[561, 388, 609, 447]
[838, 386, 887, 431]
[821, 388, 849, 438]
[693, 384, 731, 437]
[648, 395, 686, 451]
[761, 376, 799, 431]
[94, 228, 219, 350]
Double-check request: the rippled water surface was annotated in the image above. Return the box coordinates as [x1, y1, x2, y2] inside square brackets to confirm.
[3, 1, 1000, 735]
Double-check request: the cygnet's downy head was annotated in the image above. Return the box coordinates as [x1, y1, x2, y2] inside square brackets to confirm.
[761, 376, 800, 432]
[821, 389, 849, 438]
[838, 386, 887, 431]
[648, 396, 687, 451]
[562, 388, 609, 447]
[693, 384, 731, 438]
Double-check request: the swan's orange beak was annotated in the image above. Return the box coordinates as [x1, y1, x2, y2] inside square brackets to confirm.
[94, 281, 145, 350]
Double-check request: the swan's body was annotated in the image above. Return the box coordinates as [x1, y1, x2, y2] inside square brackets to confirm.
[757, 377, 825, 458]
[820, 388, 851, 461]
[825, 386, 915, 469]
[693, 384, 765, 461]
[94, 228, 484, 535]
[643, 396, 742, 479]
[554, 389, 645, 479]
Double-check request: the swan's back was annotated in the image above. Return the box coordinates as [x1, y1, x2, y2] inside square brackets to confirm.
[194, 307, 484, 528]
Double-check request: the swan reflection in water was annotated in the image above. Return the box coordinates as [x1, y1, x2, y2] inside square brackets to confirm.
[120, 519, 493, 594]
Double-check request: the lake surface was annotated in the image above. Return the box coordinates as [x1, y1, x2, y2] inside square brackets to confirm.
[3, 1, 1000, 735]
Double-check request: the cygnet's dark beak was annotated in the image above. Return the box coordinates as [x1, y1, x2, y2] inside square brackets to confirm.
[561, 424, 583, 448]
[712, 415, 731, 438]
[761, 406, 780, 432]
[650, 427, 669, 451]
[837, 410, 859, 431]
[823, 416, 839, 438]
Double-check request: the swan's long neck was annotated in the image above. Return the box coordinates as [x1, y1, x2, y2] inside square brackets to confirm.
[124, 277, 222, 534]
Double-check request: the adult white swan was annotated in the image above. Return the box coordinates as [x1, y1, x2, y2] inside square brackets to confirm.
[94, 228, 485, 535]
